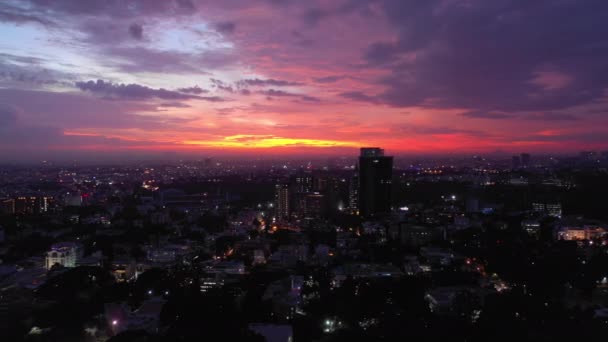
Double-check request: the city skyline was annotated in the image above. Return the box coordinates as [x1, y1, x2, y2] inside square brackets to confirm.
[2, 0, 608, 161]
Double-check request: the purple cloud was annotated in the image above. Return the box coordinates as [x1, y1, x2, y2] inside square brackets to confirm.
[0, 7, 53, 26]
[238, 78, 302, 87]
[104, 47, 236, 74]
[177, 86, 208, 94]
[339, 91, 381, 104]
[523, 112, 580, 121]
[214, 21, 236, 34]
[360, 0, 608, 112]
[299, 95, 320, 102]
[75, 79, 224, 102]
[26, 0, 196, 17]
[128, 23, 143, 40]
[0, 88, 200, 132]
[259, 89, 295, 97]
[257, 89, 320, 103]
[461, 111, 514, 120]
[313, 75, 348, 83]
[210, 78, 235, 93]
[158, 102, 191, 108]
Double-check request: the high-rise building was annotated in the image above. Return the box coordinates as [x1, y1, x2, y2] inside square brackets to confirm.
[358, 147, 393, 218]
[521, 153, 531, 168]
[545, 203, 563, 218]
[0, 199, 15, 215]
[512, 155, 521, 169]
[349, 167, 359, 215]
[293, 171, 314, 194]
[304, 192, 326, 219]
[291, 171, 314, 218]
[14, 196, 53, 215]
[313, 176, 328, 192]
[275, 184, 290, 220]
[532, 202, 562, 218]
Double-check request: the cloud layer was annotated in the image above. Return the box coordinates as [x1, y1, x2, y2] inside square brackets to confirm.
[0, 0, 607, 161]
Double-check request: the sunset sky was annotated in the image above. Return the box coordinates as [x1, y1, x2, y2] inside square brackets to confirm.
[1, 0, 608, 161]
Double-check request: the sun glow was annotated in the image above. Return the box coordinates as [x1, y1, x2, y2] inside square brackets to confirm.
[183, 135, 359, 148]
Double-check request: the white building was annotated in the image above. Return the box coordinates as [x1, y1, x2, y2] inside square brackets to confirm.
[45, 242, 82, 269]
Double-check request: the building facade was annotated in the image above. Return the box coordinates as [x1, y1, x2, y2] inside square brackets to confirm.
[275, 184, 290, 220]
[358, 147, 393, 218]
[45, 242, 82, 269]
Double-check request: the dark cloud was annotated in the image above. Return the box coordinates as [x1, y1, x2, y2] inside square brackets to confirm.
[158, 102, 191, 108]
[299, 95, 320, 102]
[176, 0, 196, 11]
[78, 19, 136, 44]
[461, 111, 514, 119]
[364, 42, 401, 65]
[302, 0, 374, 26]
[0, 88, 201, 131]
[0, 7, 53, 26]
[0, 69, 60, 85]
[313, 75, 347, 83]
[105, 46, 235, 74]
[177, 86, 208, 94]
[339, 91, 381, 104]
[259, 89, 296, 97]
[400, 125, 487, 137]
[128, 23, 143, 40]
[362, 0, 608, 112]
[523, 112, 580, 121]
[257, 89, 319, 102]
[303, 8, 329, 26]
[75, 79, 224, 102]
[210, 78, 234, 93]
[76, 79, 196, 100]
[462, 111, 581, 121]
[238, 78, 302, 87]
[26, 0, 195, 17]
[291, 30, 315, 47]
[214, 21, 236, 34]
[0, 55, 73, 86]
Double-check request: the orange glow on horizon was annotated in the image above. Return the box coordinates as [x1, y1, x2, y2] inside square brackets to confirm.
[183, 135, 360, 149]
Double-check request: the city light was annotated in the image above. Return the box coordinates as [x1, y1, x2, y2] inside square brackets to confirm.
[1, 2, 607, 339]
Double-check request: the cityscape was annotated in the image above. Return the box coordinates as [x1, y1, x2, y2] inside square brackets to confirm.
[2, 1, 608, 341]
[1, 150, 608, 341]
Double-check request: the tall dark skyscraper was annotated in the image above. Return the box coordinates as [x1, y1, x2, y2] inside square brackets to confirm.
[293, 171, 314, 193]
[349, 166, 359, 215]
[275, 184, 290, 220]
[358, 147, 393, 218]
[521, 153, 531, 168]
[512, 155, 521, 169]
